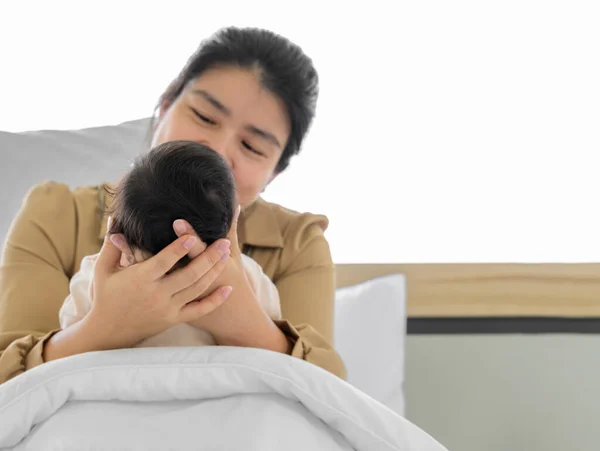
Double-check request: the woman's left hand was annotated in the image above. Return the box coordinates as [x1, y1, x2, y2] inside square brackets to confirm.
[172, 208, 290, 353]
[172, 206, 250, 307]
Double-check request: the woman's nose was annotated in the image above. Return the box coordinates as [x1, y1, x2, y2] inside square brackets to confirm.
[198, 134, 235, 168]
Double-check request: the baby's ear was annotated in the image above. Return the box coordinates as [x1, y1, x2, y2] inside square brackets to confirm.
[118, 245, 137, 269]
[119, 248, 136, 268]
[108, 233, 137, 268]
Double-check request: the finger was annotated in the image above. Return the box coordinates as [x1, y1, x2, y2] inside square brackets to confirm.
[173, 219, 207, 259]
[141, 234, 198, 280]
[227, 204, 242, 256]
[178, 286, 233, 323]
[229, 204, 241, 238]
[187, 240, 208, 260]
[95, 235, 125, 277]
[171, 251, 230, 305]
[173, 219, 192, 237]
[164, 239, 231, 298]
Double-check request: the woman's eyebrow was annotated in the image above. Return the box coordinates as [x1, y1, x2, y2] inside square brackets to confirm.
[191, 89, 230, 115]
[246, 125, 282, 149]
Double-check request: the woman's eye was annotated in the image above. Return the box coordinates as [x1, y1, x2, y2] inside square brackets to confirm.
[191, 108, 216, 125]
[242, 141, 263, 156]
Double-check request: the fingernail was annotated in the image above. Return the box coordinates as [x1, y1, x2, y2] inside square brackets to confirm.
[221, 286, 233, 299]
[183, 236, 197, 249]
[174, 220, 186, 234]
[110, 234, 125, 248]
[220, 249, 230, 261]
[218, 240, 231, 254]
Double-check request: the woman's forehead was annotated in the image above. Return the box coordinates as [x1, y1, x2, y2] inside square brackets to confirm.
[185, 66, 290, 141]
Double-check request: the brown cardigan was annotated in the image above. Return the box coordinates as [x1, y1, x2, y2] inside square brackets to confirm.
[0, 182, 346, 383]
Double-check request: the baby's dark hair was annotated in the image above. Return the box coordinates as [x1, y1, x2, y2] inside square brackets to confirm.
[107, 140, 235, 268]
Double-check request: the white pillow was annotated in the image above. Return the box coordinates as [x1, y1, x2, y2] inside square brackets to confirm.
[334, 273, 406, 416]
[0, 118, 151, 249]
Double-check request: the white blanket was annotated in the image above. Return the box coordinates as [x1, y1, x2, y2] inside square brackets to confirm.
[0, 347, 447, 450]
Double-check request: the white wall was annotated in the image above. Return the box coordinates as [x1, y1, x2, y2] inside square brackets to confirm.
[1, 1, 599, 263]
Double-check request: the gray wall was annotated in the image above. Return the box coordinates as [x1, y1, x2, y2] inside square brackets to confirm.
[404, 335, 600, 451]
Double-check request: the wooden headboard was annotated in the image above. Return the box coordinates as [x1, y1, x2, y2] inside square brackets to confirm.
[335, 263, 600, 318]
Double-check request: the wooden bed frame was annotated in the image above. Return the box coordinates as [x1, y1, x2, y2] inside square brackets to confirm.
[335, 263, 600, 318]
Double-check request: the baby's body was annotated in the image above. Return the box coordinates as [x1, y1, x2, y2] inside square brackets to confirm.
[58, 140, 281, 348]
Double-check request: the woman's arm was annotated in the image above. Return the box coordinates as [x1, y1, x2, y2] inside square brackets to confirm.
[275, 228, 336, 342]
[179, 208, 292, 355]
[0, 183, 233, 384]
[0, 182, 77, 383]
[271, 220, 346, 379]
[240, 226, 346, 379]
[176, 211, 347, 379]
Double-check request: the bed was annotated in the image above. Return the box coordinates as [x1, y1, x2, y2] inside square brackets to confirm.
[2, 119, 599, 451]
[0, 120, 446, 449]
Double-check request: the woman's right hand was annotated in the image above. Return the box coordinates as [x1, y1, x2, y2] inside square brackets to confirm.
[86, 232, 232, 349]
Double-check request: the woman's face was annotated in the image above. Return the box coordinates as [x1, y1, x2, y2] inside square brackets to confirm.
[151, 65, 290, 209]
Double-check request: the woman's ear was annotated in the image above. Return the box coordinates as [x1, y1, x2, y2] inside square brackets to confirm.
[156, 78, 181, 124]
[150, 102, 170, 147]
[152, 103, 168, 131]
[158, 101, 169, 121]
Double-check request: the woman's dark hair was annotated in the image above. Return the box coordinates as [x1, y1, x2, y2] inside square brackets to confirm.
[156, 26, 319, 173]
[108, 140, 235, 267]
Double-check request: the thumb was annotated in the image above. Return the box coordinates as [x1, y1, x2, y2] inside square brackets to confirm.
[95, 234, 123, 277]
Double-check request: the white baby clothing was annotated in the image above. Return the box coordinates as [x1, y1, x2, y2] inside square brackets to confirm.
[59, 253, 281, 348]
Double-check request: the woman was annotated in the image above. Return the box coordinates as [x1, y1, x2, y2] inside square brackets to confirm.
[0, 27, 345, 384]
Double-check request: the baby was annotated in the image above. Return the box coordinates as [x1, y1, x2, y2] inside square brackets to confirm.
[59, 140, 281, 347]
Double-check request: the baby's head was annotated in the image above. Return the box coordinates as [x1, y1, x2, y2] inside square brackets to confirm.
[107, 140, 236, 269]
